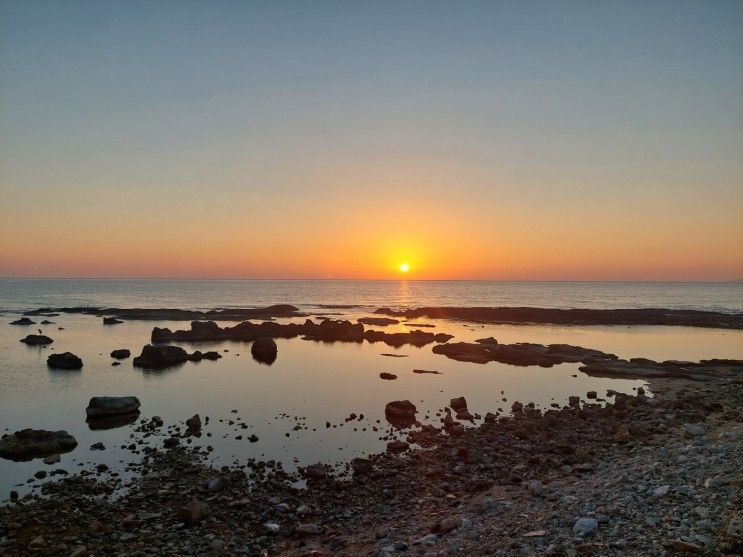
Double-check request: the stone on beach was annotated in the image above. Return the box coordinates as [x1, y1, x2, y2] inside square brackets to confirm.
[47, 351, 83, 369]
[110, 349, 131, 359]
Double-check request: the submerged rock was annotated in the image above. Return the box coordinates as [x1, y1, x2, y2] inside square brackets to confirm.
[251, 337, 278, 365]
[186, 414, 202, 431]
[0, 429, 78, 461]
[103, 317, 123, 325]
[47, 352, 83, 370]
[358, 317, 400, 326]
[379, 372, 397, 380]
[110, 349, 131, 359]
[20, 334, 53, 345]
[10, 317, 36, 325]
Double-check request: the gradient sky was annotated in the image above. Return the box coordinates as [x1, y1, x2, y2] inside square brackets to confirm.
[1, 1, 741, 280]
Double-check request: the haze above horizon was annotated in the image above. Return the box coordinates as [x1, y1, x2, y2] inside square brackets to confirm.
[1, 1, 742, 281]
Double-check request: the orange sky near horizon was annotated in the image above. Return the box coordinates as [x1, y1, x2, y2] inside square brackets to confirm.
[1, 2, 742, 281]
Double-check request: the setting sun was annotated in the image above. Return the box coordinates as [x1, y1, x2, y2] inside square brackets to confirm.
[399, 262, 410, 273]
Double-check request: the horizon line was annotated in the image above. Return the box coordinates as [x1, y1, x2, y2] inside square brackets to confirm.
[1, 276, 741, 284]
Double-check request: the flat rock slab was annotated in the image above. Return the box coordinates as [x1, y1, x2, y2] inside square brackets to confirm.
[0, 429, 78, 461]
[86, 396, 141, 417]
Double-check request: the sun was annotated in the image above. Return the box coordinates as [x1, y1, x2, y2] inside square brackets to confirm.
[399, 262, 410, 273]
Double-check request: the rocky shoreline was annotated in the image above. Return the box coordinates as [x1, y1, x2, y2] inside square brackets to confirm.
[1, 372, 740, 556]
[374, 307, 743, 329]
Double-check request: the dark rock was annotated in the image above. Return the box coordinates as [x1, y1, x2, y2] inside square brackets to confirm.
[251, 337, 277, 365]
[387, 440, 410, 453]
[351, 457, 373, 475]
[385, 400, 417, 428]
[302, 463, 331, 480]
[47, 352, 83, 370]
[103, 317, 123, 325]
[450, 397, 468, 413]
[90, 442, 105, 451]
[358, 317, 400, 326]
[176, 499, 210, 526]
[10, 317, 36, 325]
[413, 369, 442, 374]
[86, 396, 141, 417]
[380, 372, 397, 380]
[186, 414, 202, 431]
[0, 429, 78, 461]
[132, 344, 189, 369]
[20, 334, 53, 345]
[110, 349, 131, 359]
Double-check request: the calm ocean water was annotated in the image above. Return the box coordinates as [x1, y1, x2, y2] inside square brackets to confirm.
[0, 279, 742, 313]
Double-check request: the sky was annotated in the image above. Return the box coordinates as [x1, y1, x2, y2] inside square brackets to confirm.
[0, 1, 741, 280]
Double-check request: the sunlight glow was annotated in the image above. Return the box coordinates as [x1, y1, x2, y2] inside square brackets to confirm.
[399, 262, 410, 273]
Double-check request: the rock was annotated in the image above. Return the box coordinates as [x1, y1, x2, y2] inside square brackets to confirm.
[176, 499, 210, 526]
[351, 457, 373, 475]
[90, 442, 105, 451]
[42, 453, 60, 465]
[685, 423, 705, 437]
[670, 539, 703, 554]
[103, 317, 123, 325]
[186, 414, 202, 431]
[40, 320, 55, 324]
[412, 369, 442, 374]
[450, 397, 468, 413]
[132, 344, 189, 369]
[512, 401, 524, 413]
[251, 337, 278, 364]
[110, 349, 131, 359]
[573, 517, 598, 536]
[387, 440, 409, 453]
[432, 516, 461, 533]
[264, 522, 280, 535]
[20, 334, 53, 345]
[0, 429, 78, 461]
[568, 395, 581, 407]
[47, 352, 83, 370]
[612, 424, 631, 443]
[10, 317, 36, 325]
[163, 437, 179, 448]
[586, 390, 597, 399]
[379, 372, 397, 380]
[302, 463, 331, 479]
[653, 484, 670, 497]
[385, 400, 417, 428]
[86, 397, 141, 417]
[296, 523, 322, 536]
[358, 317, 400, 326]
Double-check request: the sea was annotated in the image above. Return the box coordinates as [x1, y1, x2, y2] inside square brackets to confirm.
[0, 279, 741, 501]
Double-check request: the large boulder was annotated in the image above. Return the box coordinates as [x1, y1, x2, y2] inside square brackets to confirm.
[133, 344, 189, 369]
[110, 349, 131, 359]
[385, 400, 417, 428]
[251, 337, 278, 365]
[47, 352, 83, 370]
[86, 396, 141, 418]
[10, 317, 36, 325]
[20, 334, 53, 345]
[0, 429, 77, 461]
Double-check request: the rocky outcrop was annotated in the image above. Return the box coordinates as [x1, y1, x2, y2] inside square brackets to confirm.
[24, 304, 302, 321]
[151, 319, 453, 348]
[374, 306, 743, 329]
[432, 339, 614, 367]
[20, 334, 53, 345]
[132, 345, 221, 369]
[358, 317, 400, 326]
[47, 352, 83, 370]
[579, 358, 743, 380]
[10, 317, 36, 325]
[103, 317, 123, 325]
[251, 338, 278, 365]
[110, 349, 131, 359]
[0, 429, 77, 461]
